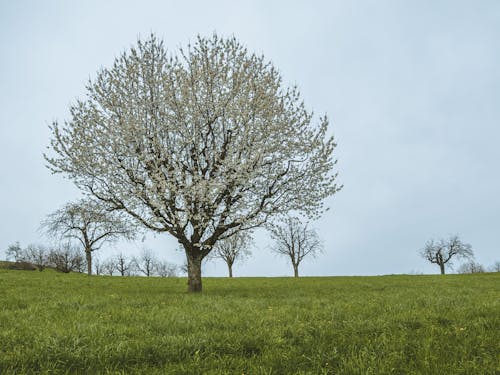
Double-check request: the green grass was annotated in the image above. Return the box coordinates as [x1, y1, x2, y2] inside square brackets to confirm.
[0, 270, 499, 374]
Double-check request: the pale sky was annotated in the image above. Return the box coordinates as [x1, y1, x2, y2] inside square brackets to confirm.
[1, 0, 499, 276]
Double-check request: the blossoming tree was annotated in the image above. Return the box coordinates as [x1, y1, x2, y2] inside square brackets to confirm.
[45, 34, 340, 292]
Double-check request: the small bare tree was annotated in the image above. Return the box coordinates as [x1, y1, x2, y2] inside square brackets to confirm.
[102, 259, 116, 276]
[115, 253, 133, 276]
[489, 261, 500, 272]
[93, 256, 103, 275]
[269, 217, 323, 277]
[24, 244, 49, 271]
[457, 261, 485, 274]
[420, 235, 474, 275]
[180, 262, 188, 275]
[5, 242, 23, 262]
[133, 248, 157, 277]
[49, 243, 85, 273]
[41, 199, 135, 275]
[156, 260, 178, 277]
[210, 232, 252, 277]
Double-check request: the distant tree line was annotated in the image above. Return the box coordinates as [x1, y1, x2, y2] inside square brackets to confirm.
[5, 242, 85, 273]
[5, 228, 499, 278]
[95, 248, 178, 277]
[4, 242, 180, 277]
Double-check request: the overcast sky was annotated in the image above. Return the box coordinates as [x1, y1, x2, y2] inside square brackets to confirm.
[1, 1, 499, 277]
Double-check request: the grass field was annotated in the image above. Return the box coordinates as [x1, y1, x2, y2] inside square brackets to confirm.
[0, 269, 499, 374]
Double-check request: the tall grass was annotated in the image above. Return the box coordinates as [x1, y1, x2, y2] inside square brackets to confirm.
[0, 270, 498, 374]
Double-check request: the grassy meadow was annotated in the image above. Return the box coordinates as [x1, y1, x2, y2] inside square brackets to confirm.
[0, 269, 499, 374]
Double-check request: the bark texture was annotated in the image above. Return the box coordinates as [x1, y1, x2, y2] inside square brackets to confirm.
[187, 254, 203, 293]
[86, 249, 92, 276]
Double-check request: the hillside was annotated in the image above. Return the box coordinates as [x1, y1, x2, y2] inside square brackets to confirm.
[0, 260, 37, 271]
[0, 270, 498, 374]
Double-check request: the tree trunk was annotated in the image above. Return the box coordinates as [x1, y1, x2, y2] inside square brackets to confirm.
[187, 254, 203, 293]
[439, 262, 445, 275]
[293, 263, 299, 278]
[86, 250, 92, 276]
[228, 263, 233, 278]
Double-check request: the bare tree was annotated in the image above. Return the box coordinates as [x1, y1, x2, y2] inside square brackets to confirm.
[180, 262, 188, 274]
[93, 256, 103, 275]
[5, 242, 50, 271]
[457, 261, 485, 274]
[102, 258, 116, 276]
[134, 248, 157, 277]
[420, 235, 474, 275]
[41, 199, 135, 275]
[155, 260, 178, 277]
[489, 261, 500, 272]
[115, 252, 133, 276]
[5, 242, 24, 262]
[269, 217, 323, 277]
[49, 244, 85, 273]
[45, 34, 341, 292]
[210, 232, 252, 277]
[24, 244, 49, 271]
